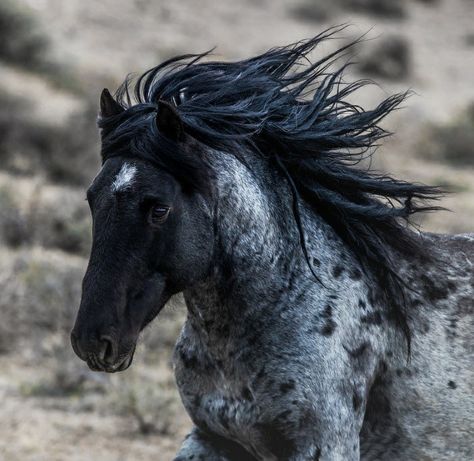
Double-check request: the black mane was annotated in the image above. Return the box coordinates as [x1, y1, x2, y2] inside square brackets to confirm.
[99, 27, 443, 348]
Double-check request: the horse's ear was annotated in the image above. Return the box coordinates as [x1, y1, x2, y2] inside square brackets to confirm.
[100, 88, 124, 118]
[155, 100, 183, 142]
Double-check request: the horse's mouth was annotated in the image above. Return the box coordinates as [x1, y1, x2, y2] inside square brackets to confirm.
[86, 346, 136, 373]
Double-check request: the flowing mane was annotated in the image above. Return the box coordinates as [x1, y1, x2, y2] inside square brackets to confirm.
[99, 27, 443, 346]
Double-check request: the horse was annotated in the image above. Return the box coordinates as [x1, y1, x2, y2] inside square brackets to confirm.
[70, 28, 473, 460]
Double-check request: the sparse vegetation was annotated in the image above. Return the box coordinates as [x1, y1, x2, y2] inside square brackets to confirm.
[0, 186, 30, 248]
[34, 188, 92, 255]
[341, 0, 407, 18]
[19, 341, 100, 397]
[0, 179, 91, 255]
[290, 2, 336, 23]
[0, 249, 84, 343]
[419, 104, 474, 167]
[108, 375, 180, 435]
[358, 35, 411, 80]
[0, 91, 100, 186]
[290, 0, 407, 23]
[0, 0, 50, 69]
[0, 0, 81, 92]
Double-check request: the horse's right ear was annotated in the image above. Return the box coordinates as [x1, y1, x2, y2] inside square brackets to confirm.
[155, 100, 184, 142]
[100, 88, 124, 118]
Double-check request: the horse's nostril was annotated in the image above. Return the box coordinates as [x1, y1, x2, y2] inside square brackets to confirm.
[99, 335, 117, 365]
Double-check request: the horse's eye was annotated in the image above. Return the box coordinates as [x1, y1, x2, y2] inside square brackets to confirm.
[148, 204, 170, 226]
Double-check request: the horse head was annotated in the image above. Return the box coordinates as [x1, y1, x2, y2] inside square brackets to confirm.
[70, 90, 214, 372]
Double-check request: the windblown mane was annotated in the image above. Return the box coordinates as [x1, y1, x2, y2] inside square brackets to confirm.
[99, 27, 443, 348]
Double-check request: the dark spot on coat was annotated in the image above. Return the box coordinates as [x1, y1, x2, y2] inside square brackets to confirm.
[358, 299, 366, 310]
[367, 287, 379, 306]
[361, 311, 383, 325]
[194, 417, 210, 434]
[352, 391, 362, 411]
[277, 409, 292, 420]
[332, 265, 344, 278]
[313, 447, 321, 460]
[445, 315, 459, 341]
[345, 342, 368, 359]
[255, 422, 296, 458]
[217, 324, 230, 337]
[280, 380, 295, 394]
[420, 274, 450, 302]
[320, 304, 336, 336]
[447, 280, 457, 292]
[192, 395, 201, 408]
[254, 367, 266, 385]
[242, 386, 253, 401]
[350, 268, 362, 280]
[419, 321, 430, 334]
[411, 298, 422, 308]
[320, 322, 336, 336]
[246, 334, 260, 347]
[379, 360, 388, 375]
[363, 374, 391, 432]
[204, 319, 214, 331]
[179, 348, 198, 369]
[395, 368, 413, 378]
[264, 378, 275, 392]
[448, 380, 457, 389]
[199, 431, 257, 461]
[218, 406, 230, 430]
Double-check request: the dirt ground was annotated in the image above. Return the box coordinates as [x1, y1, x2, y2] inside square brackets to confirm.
[1, 0, 473, 460]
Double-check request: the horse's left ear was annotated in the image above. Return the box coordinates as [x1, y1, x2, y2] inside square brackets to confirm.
[100, 88, 124, 118]
[156, 100, 183, 142]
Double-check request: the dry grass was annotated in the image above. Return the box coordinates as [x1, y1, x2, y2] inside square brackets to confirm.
[0, 176, 92, 256]
[418, 103, 474, 167]
[341, 0, 407, 18]
[0, 0, 49, 69]
[357, 35, 411, 80]
[290, 2, 336, 23]
[0, 91, 100, 186]
[0, 248, 84, 343]
[290, 0, 410, 23]
[0, 185, 30, 248]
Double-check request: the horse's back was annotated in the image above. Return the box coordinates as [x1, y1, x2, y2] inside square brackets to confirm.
[361, 232, 473, 460]
[430, 231, 474, 260]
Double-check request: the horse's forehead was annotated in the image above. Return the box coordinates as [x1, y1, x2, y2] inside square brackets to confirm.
[111, 162, 138, 192]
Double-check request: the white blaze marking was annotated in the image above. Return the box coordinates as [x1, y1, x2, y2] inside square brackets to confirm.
[111, 162, 137, 192]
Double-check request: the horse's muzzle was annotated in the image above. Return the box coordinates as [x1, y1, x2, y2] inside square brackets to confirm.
[70, 330, 136, 373]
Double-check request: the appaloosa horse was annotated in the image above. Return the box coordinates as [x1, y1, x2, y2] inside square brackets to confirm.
[71, 29, 473, 460]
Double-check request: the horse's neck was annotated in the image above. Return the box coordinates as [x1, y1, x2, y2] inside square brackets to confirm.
[184, 152, 302, 318]
[182, 153, 392, 353]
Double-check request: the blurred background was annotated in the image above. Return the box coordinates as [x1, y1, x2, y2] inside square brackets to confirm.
[0, 0, 472, 459]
